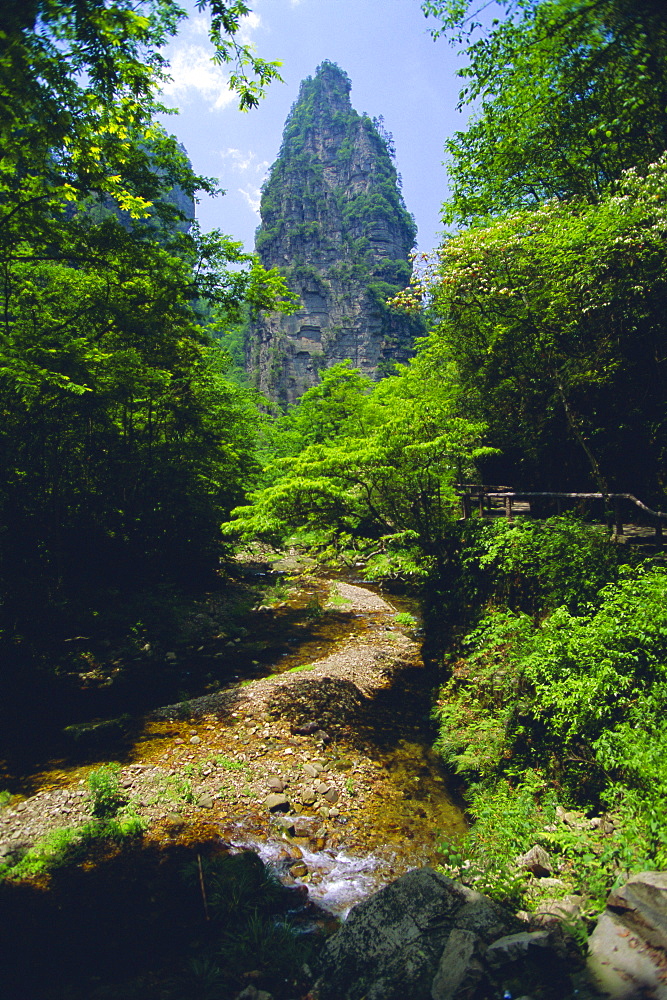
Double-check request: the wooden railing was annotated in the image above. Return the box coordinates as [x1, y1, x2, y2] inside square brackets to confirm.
[456, 486, 667, 550]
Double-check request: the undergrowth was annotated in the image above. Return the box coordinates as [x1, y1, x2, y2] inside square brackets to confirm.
[434, 516, 663, 911]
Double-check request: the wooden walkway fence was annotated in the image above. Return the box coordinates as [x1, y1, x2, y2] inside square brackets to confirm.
[457, 485, 667, 551]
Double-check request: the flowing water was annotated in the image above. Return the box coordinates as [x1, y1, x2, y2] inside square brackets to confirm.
[0, 568, 466, 924]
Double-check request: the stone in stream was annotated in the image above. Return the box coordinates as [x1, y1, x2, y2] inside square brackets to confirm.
[264, 793, 290, 812]
[312, 868, 577, 1000]
[266, 776, 285, 793]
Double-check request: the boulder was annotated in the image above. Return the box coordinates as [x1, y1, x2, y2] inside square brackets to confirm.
[516, 845, 552, 877]
[312, 868, 516, 1000]
[485, 930, 552, 967]
[588, 871, 667, 1000]
[607, 870, 667, 951]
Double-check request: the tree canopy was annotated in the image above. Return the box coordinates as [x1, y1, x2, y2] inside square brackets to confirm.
[423, 0, 667, 222]
[0, 0, 291, 632]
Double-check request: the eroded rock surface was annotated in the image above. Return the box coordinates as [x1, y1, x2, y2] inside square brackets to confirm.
[588, 871, 667, 999]
[313, 867, 584, 1000]
[248, 61, 422, 403]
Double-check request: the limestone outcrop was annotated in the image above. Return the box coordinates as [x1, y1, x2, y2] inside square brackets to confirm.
[247, 61, 422, 404]
[588, 870, 667, 999]
[312, 867, 577, 1000]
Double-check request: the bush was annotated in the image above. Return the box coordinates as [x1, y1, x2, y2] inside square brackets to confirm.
[460, 515, 620, 615]
[87, 764, 127, 818]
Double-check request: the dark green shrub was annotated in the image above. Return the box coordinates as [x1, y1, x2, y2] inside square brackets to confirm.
[88, 764, 127, 818]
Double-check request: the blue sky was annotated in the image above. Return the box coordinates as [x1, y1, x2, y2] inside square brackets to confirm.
[159, 0, 471, 254]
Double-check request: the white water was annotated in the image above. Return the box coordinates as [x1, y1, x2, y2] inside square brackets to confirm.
[232, 829, 396, 919]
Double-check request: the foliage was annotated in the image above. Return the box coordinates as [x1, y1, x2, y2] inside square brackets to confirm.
[439, 773, 615, 910]
[223, 362, 494, 578]
[435, 562, 667, 884]
[434, 610, 533, 778]
[422, 0, 667, 222]
[178, 853, 315, 991]
[88, 764, 127, 817]
[394, 155, 667, 494]
[440, 773, 555, 904]
[0, 812, 146, 883]
[0, 0, 294, 640]
[460, 516, 620, 614]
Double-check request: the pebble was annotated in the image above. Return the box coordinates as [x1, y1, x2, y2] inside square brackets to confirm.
[265, 793, 290, 812]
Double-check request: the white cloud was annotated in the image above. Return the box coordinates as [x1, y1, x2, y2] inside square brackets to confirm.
[239, 186, 262, 214]
[162, 43, 234, 111]
[238, 12, 262, 45]
[220, 147, 269, 175]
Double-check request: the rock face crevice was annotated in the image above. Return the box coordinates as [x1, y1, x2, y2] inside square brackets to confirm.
[247, 61, 422, 404]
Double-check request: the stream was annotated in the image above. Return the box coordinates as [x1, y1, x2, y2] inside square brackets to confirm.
[0, 565, 467, 953]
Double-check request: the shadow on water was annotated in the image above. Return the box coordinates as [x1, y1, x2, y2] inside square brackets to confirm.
[0, 569, 470, 998]
[0, 575, 373, 792]
[0, 837, 320, 1000]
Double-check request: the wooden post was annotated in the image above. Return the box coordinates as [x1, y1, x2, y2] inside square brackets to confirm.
[556, 498, 563, 516]
[656, 520, 663, 552]
[614, 499, 624, 536]
[478, 488, 485, 516]
[461, 494, 471, 519]
[505, 495, 513, 521]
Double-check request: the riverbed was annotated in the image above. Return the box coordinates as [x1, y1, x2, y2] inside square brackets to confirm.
[0, 568, 466, 917]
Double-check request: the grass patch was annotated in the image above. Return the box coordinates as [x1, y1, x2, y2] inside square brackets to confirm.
[0, 813, 146, 883]
[327, 592, 352, 608]
[285, 662, 315, 673]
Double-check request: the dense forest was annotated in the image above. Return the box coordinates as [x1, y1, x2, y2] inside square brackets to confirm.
[2, 0, 667, 997]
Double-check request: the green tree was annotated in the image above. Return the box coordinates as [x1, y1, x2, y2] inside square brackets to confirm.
[224, 362, 493, 577]
[395, 154, 667, 495]
[423, 0, 667, 222]
[0, 1, 291, 630]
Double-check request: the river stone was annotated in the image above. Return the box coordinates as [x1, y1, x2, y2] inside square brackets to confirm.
[323, 787, 340, 803]
[303, 763, 319, 778]
[588, 871, 667, 999]
[607, 870, 667, 950]
[291, 815, 320, 837]
[312, 868, 516, 1000]
[485, 930, 552, 967]
[431, 928, 483, 1000]
[516, 845, 552, 877]
[264, 793, 290, 812]
[266, 776, 285, 793]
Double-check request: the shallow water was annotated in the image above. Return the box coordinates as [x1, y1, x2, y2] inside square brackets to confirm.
[1, 569, 467, 920]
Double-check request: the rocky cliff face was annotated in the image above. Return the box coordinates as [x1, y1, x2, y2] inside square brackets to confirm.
[247, 61, 422, 404]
